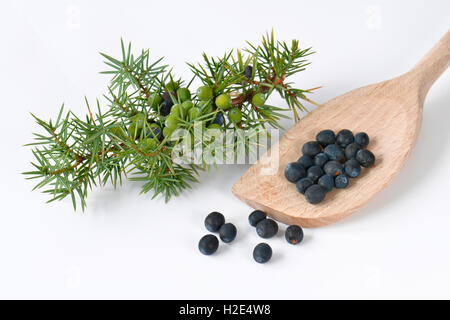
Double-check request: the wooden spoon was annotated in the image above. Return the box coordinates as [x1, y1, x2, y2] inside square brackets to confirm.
[232, 30, 450, 228]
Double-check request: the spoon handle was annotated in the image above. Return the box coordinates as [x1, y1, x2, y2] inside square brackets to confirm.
[407, 30, 450, 100]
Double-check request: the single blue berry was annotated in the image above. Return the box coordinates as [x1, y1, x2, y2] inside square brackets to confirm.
[305, 184, 326, 204]
[162, 91, 176, 104]
[212, 113, 224, 126]
[253, 243, 272, 263]
[198, 234, 219, 255]
[336, 129, 354, 148]
[296, 177, 313, 194]
[335, 174, 350, 189]
[344, 159, 361, 178]
[256, 219, 278, 238]
[244, 65, 253, 78]
[318, 174, 334, 192]
[284, 162, 306, 183]
[316, 129, 336, 147]
[355, 132, 370, 147]
[204, 211, 225, 232]
[324, 160, 344, 177]
[160, 100, 172, 116]
[285, 225, 304, 245]
[314, 153, 328, 167]
[248, 210, 266, 227]
[345, 142, 360, 159]
[297, 155, 313, 169]
[324, 144, 345, 162]
[356, 149, 375, 168]
[302, 141, 322, 157]
[307, 165, 324, 183]
[219, 223, 237, 243]
[146, 124, 162, 140]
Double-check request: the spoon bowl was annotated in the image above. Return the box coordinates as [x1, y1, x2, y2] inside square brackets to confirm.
[232, 30, 450, 227]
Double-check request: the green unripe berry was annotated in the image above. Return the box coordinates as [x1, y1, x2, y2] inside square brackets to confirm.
[170, 104, 184, 119]
[188, 107, 202, 121]
[140, 138, 157, 152]
[228, 108, 242, 123]
[128, 123, 142, 139]
[165, 81, 179, 92]
[252, 93, 266, 107]
[165, 114, 179, 130]
[163, 126, 173, 138]
[196, 86, 213, 101]
[199, 100, 213, 114]
[129, 112, 146, 127]
[147, 93, 162, 108]
[181, 100, 194, 112]
[215, 94, 232, 110]
[109, 126, 126, 139]
[177, 88, 191, 102]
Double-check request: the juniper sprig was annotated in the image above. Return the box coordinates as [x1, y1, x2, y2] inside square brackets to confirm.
[23, 31, 319, 210]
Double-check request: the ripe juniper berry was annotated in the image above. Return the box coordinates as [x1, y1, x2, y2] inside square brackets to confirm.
[335, 174, 350, 189]
[284, 162, 306, 183]
[297, 155, 313, 169]
[198, 234, 219, 255]
[305, 184, 326, 204]
[356, 149, 375, 168]
[318, 174, 334, 192]
[296, 177, 313, 194]
[253, 243, 272, 263]
[345, 142, 360, 160]
[336, 129, 354, 148]
[219, 223, 237, 243]
[307, 165, 324, 183]
[344, 159, 361, 178]
[355, 132, 370, 147]
[316, 129, 336, 147]
[314, 153, 328, 167]
[248, 210, 266, 227]
[324, 144, 344, 162]
[256, 219, 278, 238]
[285, 225, 304, 245]
[302, 141, 322, 157]
[204, 211, 225, 232]
[324, 160, 344, 177]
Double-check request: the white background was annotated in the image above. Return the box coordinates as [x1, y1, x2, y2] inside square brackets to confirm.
[1, 0, 449, 299]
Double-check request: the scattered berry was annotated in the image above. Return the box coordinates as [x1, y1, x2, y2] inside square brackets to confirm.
[318, 174, 334, 192]
[296, 177, 313, 194]
[244, 65, 253, 78]
[335, 174, 349, 188]
[324, 160, 344, 177]
[198, 234, 219, 255]
[356, 149, 375, 168]
[306, 165, 324, 183]
[284, 162, 306, 183]
[297, 155, 313, 169]
[302, 141, 322, 157]
[345, 142, 360, 160]
[324, 144, 344, 162]
[215, 93, 232, 110]
[336, 129, 354, 148]
[219, 223, 237, 243]
[196, 86, 213, 101]
[316, 129, 336, 147]
[285, 225, 304, 245]
[204, 211, 225, 232]
[305, 184, 326, 204]
[355, 132, 369, 147]
[248, 210, 266, 227]
[344, 159, 361, 178]
[256, 219, 278, 238]
[314, 153, 328, 167]
[253, 243, 272, 263]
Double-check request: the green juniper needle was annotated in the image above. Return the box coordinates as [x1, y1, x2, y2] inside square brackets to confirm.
[23, 31, 318, 210]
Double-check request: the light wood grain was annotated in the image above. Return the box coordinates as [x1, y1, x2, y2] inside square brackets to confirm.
[232, 30, 450, 227]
